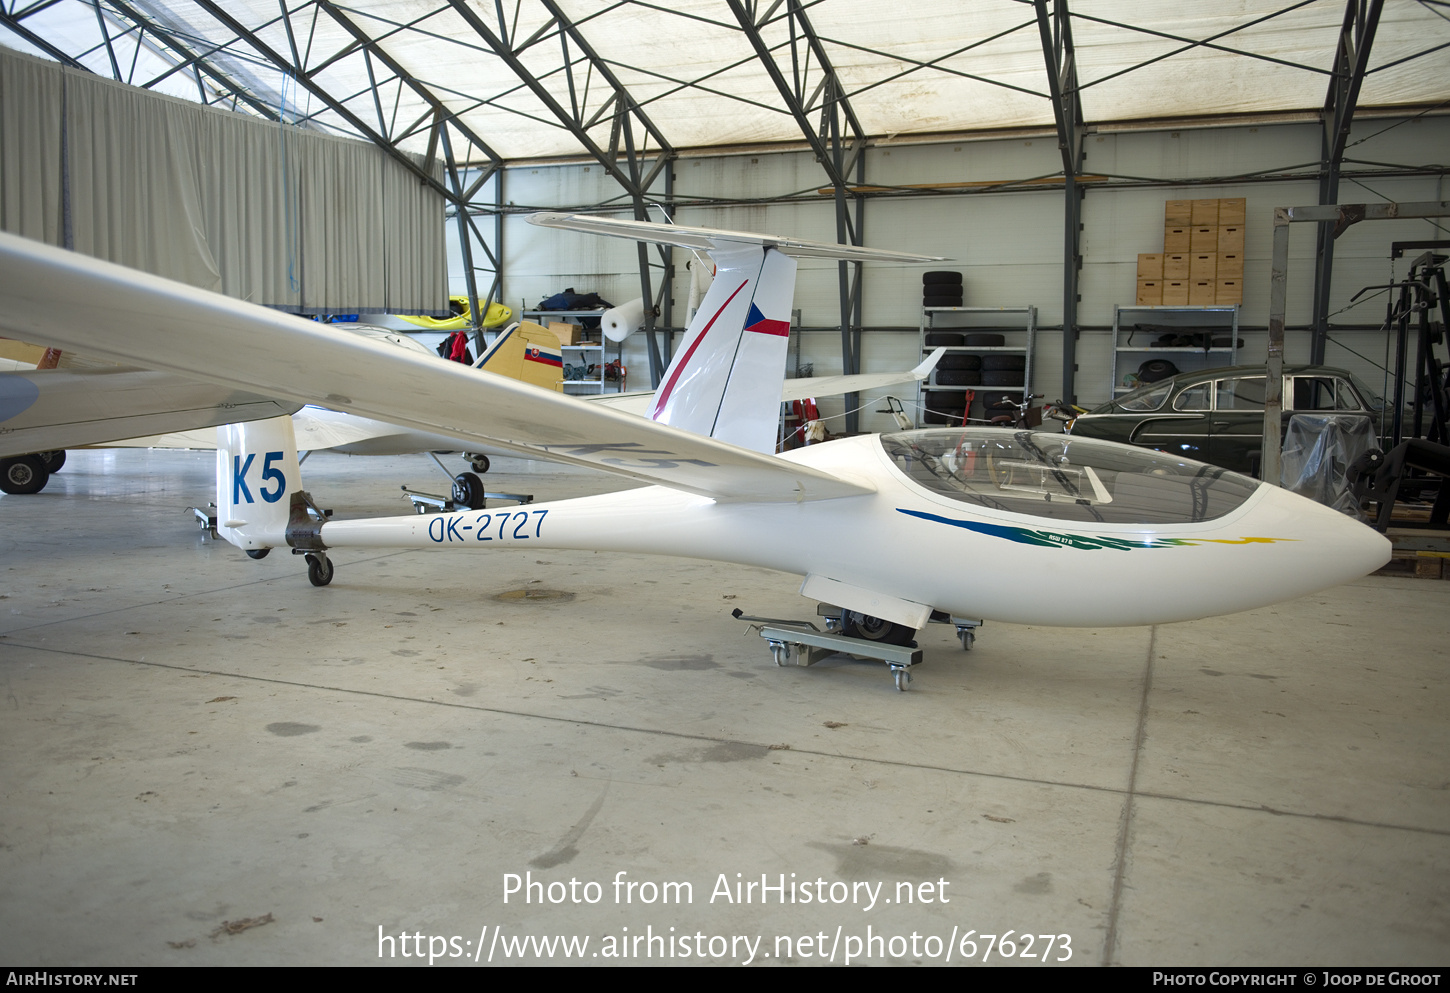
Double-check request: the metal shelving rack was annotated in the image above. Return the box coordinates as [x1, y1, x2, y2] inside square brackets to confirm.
[916, 306, 1037, 426]
[1111, 304, 1241, 395]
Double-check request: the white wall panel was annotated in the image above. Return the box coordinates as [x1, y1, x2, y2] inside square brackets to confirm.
[449, 115, 1447, 429]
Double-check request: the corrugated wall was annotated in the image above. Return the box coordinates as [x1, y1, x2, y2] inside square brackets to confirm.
[464, 115, 1448, 430]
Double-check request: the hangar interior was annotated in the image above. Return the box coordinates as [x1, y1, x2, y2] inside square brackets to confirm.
[1, 0, 1448, 968]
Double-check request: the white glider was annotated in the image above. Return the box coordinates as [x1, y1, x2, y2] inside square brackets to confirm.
[0, 219, 1390, 660]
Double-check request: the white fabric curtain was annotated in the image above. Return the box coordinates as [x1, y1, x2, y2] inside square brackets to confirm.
[0, 46, 447, 314]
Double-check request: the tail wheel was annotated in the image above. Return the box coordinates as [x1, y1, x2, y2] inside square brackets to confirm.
[469, 454, 491, 474]
[305, 553, 334, 587]
[452, 472, 486, 510]
[0, 455, 49, 495]
[842, 611, 917, 647]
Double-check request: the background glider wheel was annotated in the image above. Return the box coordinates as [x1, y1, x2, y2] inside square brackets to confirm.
[245, 548, 271, 560]
[468, 454, 491, 474]
[305, 553, 334, 587]
[0, 455, 49, 495]
[37, 450, 66, 472]
[452, 472, 486, 510]
[843, 611, 917, 646]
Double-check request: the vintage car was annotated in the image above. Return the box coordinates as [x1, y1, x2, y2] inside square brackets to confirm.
[1066, 365, 1379, 476]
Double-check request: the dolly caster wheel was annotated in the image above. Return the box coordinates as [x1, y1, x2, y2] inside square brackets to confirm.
[305, 553, 334, 587]
[770, 642, 789, 667]
[959, 629, 975, 651]
[892, 667, 912, 692]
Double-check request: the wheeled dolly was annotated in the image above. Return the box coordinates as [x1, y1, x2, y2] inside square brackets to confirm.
[400, 485, 533, 514]
[733, 608, 923, 691]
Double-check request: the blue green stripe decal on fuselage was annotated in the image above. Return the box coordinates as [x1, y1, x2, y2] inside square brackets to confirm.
[896, 509, 1291, 551]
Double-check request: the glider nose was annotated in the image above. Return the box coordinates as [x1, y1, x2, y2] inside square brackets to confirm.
[1258, 483, 1392, 587]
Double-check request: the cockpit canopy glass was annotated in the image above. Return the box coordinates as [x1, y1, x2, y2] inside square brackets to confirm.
[881, 429, 1260, 525]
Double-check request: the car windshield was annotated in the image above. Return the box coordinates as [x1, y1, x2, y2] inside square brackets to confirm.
[881, 429, 1260, 525]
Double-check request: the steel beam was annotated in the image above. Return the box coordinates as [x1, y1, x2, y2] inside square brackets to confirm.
[446, 0, 676, 382]
[726, 0, 870, 430]
[1, 0, 282, 122]
[1310, 0, 1382, 364]
[191, 1, 462, 205]
[1036, 0, 1085, 404]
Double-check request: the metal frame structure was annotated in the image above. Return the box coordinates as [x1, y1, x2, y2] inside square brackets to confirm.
[3, 0, 1449, 398]
[1310, 0, 1383, 365]
[1265, 199, 1450, 485]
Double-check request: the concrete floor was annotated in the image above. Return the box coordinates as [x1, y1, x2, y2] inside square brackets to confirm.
[0, 447, 1446, 968]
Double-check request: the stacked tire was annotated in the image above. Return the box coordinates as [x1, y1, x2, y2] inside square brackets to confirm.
[923, 270, 962, 309]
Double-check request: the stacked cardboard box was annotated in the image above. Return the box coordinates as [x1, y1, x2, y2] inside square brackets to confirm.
[1136, 198, 1245, 306]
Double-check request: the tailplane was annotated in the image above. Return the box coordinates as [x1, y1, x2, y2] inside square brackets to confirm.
[526, 212, 945, 455]
[475, 321, 565, 392]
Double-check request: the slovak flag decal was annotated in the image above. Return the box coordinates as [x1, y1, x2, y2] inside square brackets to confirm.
[525, 345, 562, 367]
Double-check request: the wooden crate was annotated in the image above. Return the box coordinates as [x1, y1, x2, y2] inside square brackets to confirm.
[1218, 197, 1247, 224]
[1215, 278, 1243, 305]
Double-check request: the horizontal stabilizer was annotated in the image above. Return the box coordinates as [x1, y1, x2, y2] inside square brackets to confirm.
[781, 348, 945, 402]
[528, 212, 947, 264]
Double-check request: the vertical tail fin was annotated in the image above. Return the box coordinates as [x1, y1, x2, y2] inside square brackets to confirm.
[649, 245, 796, 453]
[215, 415, 304, 552]
[476, 322, 565, 392]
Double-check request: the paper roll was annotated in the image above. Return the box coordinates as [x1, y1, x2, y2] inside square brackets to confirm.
[601, 298, 646, 343]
